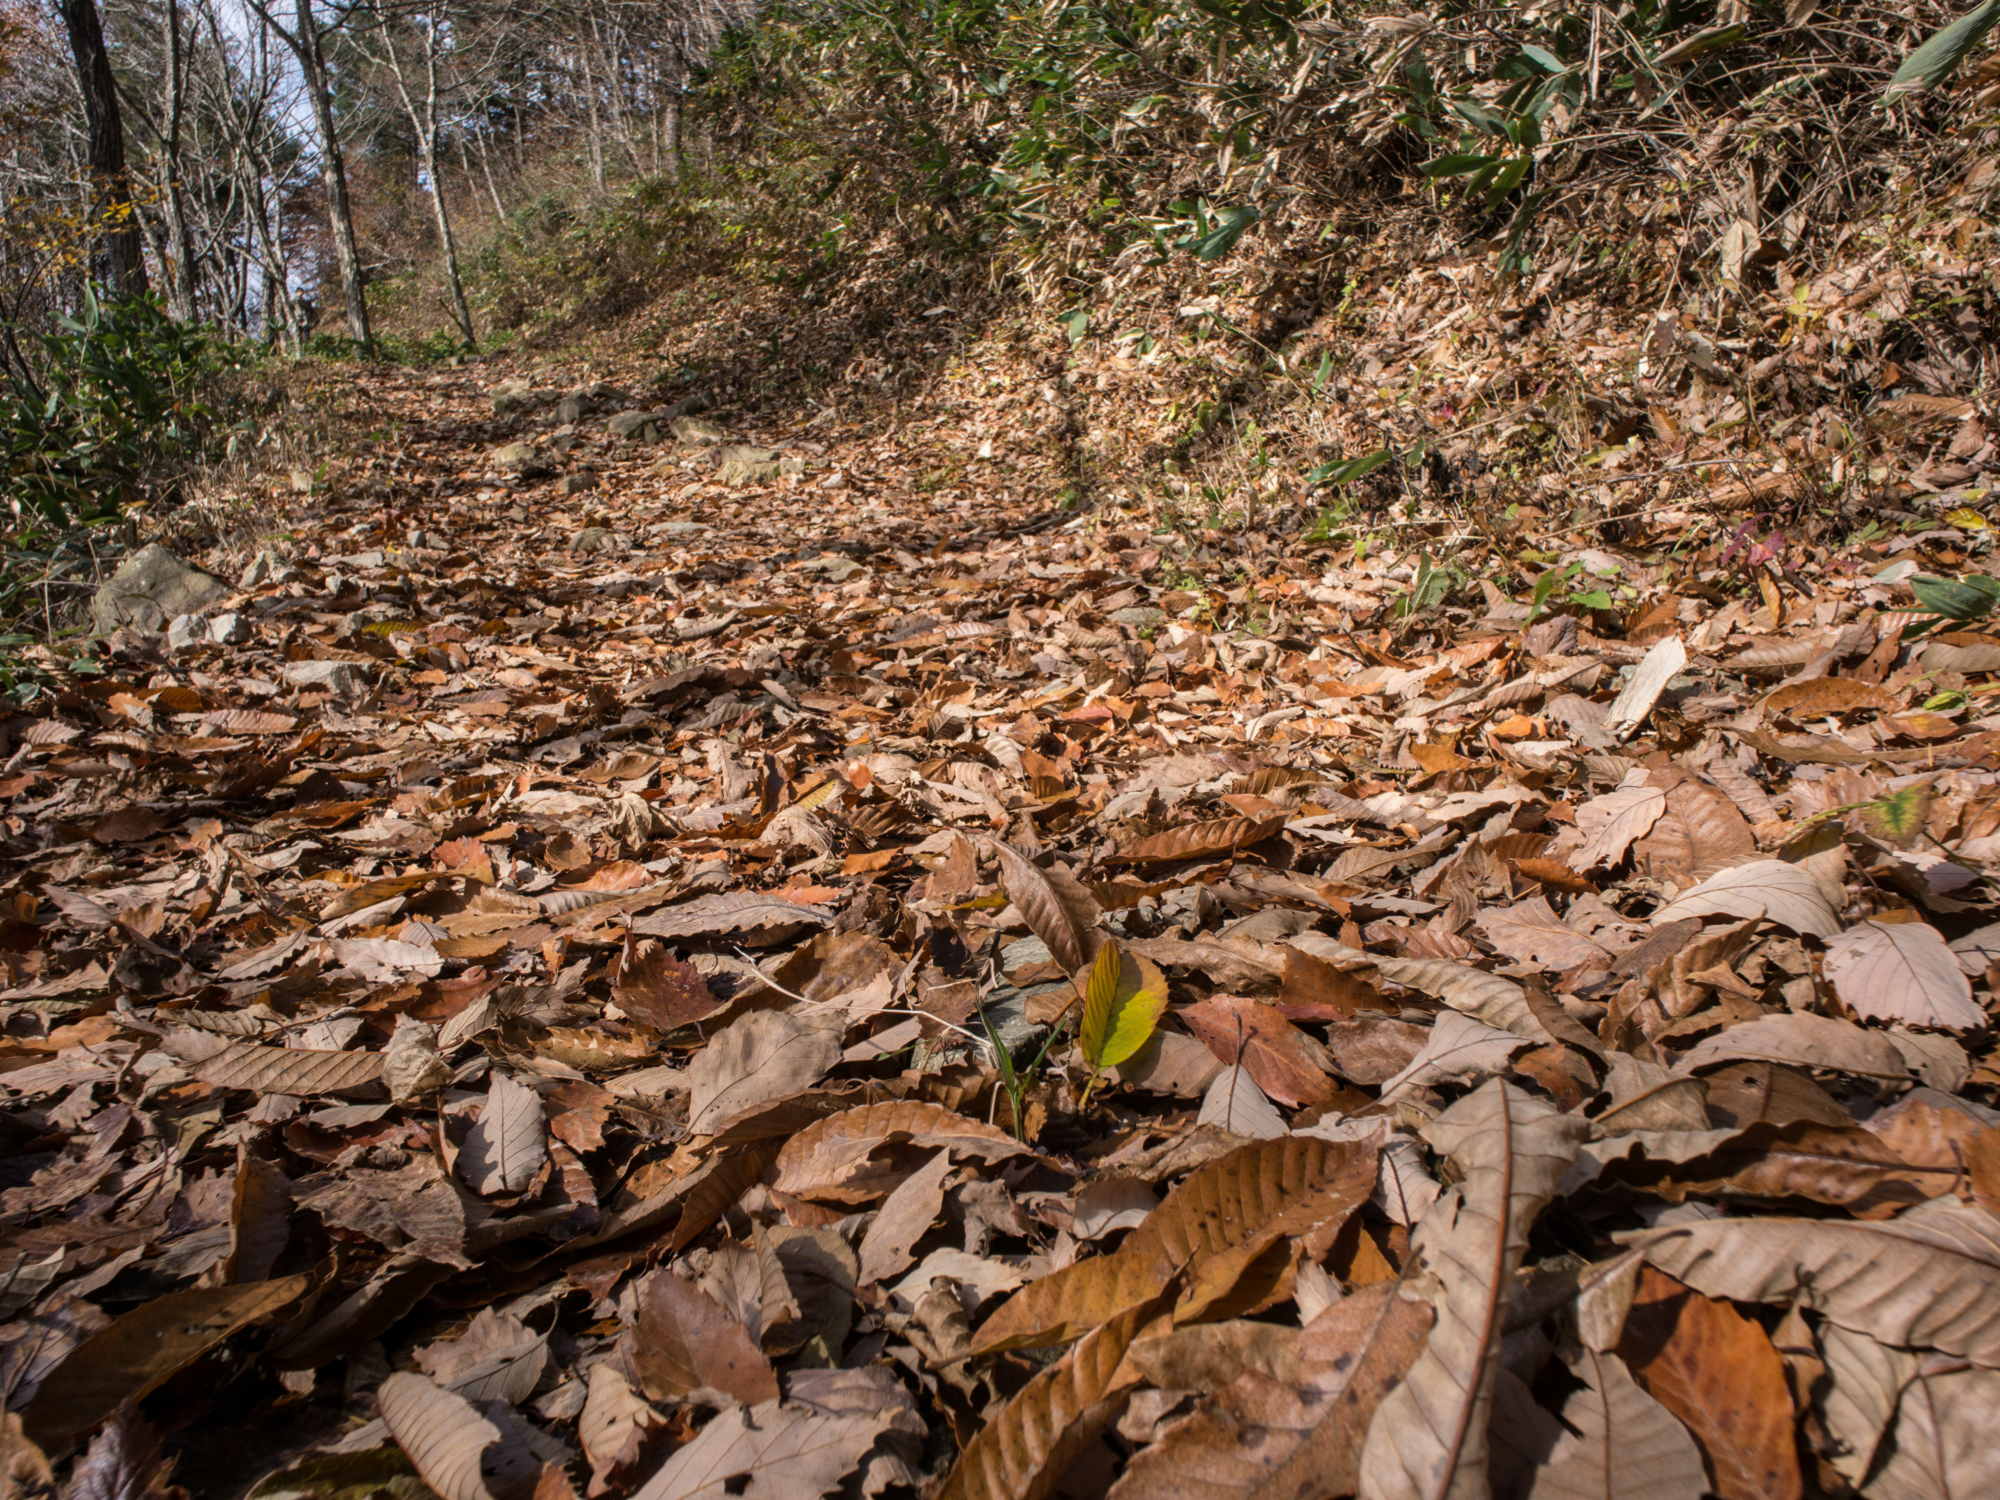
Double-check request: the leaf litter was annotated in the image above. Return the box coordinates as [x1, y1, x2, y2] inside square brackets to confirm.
[0, 363, 1997, 1497]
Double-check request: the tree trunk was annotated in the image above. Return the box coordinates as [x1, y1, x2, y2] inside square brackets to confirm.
[57, 0, 150, 297]
[375, 18, 474, 347]
[158, 0, 199, 318]
[286, 0, 372, 352]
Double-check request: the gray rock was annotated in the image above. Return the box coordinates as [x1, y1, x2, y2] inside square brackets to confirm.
[491, 441, 550, 478]
[209, 612, 251, 645]
[406, 529, 437, 550]
[554, 395, 584, 425]
[241, 548, 299, 589]
[671, 415, 727, 446]
[714, 444, 804, 486]
[606, 409, 667, 442]
[167, 613, 208, 651]
[1110, 606, 1167, 628]
[656, 521, 708, 538]
[490, 378, 546, 416]
[560, 473, 600, 496]
[283, 660, 367, 698]
[801, 555, 864, 582]
[91, 544, 229, 635]
[572, 527, 627, 556]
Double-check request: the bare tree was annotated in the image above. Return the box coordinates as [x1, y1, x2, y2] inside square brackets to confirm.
[245, 0, 373, 351]
[359, 8, 476, 344]
[56, 0, 149, 295]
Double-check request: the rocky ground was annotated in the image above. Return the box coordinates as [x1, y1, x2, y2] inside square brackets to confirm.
[3, 359, 1999, 1499]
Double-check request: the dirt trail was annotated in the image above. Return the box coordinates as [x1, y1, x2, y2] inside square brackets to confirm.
[4, 362, 1999, 1497]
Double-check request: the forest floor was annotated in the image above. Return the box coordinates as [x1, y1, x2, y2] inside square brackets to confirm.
[3, 355, 2000, 1500]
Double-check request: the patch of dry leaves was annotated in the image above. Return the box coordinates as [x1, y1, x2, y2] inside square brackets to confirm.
[2, 365, 1998, 1499]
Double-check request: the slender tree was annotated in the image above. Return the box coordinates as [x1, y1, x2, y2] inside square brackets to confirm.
[245, 0, 372, 352]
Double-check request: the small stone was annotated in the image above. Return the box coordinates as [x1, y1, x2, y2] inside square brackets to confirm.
[91, 544, 229, 635]
[209, 613, 251, 644]
[167, 613, 208, 650]
[671, 415, 727, 446]
[283, 660, 367, 698]
[801, 554, 863, 582]
[491, 441, 546, 476]
[714, 444, 804, 486]
[554, 395, 584, 425]
[406, 529, 436, 549]
[1110, 606, 1167, 628]
[489, 378, 545, 416]
[656, 521, 708, 538]
[606, 410, 665, 442]
[572, 527, 627, 556]
[560, 473, 600, 496]
[241, 548, 299, 589]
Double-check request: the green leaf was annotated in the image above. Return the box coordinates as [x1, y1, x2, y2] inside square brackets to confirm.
[1485, 155, 1532, 204]
[1178, 204, 1260, 261]
[1570, 588, 1615, 611]
[1910, 573, 2000, 622]
[1077, 941, 1168, 1073]
[1448, 99, 1512, 137]
[1308, 447, 1396, 485]
[1886, 0, 2000, 97]
[1421, 152, 1500, 178]
[1527, 562, 1581, 620]
[1060, 309, 1090, 344]
[1863, 786, 1929, 841]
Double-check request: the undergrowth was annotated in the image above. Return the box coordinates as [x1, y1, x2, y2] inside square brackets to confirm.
[384, 0, 2000, 584]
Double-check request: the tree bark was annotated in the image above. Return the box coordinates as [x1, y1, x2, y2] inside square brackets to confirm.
[57, 0, 150, 297]
[379, 17, 475, 346]
[293, 0, 371, 351]
[250, 0, 372, 351]
[158, 0, 199, 317]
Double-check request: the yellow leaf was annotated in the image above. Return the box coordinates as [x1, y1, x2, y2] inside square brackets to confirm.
[1945, 506, 1988, 532]
[1078, 941, 1167, 1072]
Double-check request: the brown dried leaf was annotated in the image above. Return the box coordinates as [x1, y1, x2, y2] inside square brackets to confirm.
[612, 937, 723, 1032]
[685, 1010, 841, 1137]
[1650, 859, 1839, 939]
[1110, 1283, 1433, 1500]
[1357, 1080, 1586, 1500]
[629, 892, 832, 942]
[1180, 995, 1336, 1107]
[22, 1277, 309, 1451]
[939, 1299, 1156, 1500]
[993, 841, 1102, 974]
[971, 1135, 1376, 1355]
[194, 1041, 384, 1098]
[1523, 1347, 1707, 1500]
[630, 1269, 780, 1407]
[579, 1362, 664, 1498]
[1824, 919, 1985, 1031]
[459, 1073, 547, 1197]
[1629, 1198, 2000, 1366]
[773, 1101, 1032, 1203]
[1114, 816, 1284, 865]
[377, 1371, 540, 1500]
[629, 1396, 898, 1500]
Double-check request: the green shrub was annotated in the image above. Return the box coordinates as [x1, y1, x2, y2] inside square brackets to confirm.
[1, 289, 235, 535]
